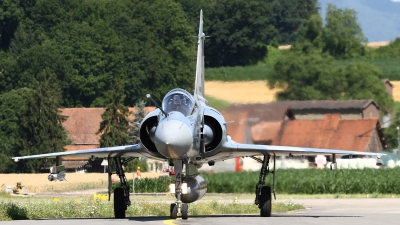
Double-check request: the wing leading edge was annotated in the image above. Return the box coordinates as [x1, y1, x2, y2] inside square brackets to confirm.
[12, 144, 148, 161]
[221, 139, 386, 157]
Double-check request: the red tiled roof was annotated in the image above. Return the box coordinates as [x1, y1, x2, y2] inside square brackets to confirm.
[270, 114, 380, 151]
[251, 121, 283, 143]
[65, 145, 100, 151]
[61, 107, 155, 145]
[222, 111, 248, 143]
[61, 108, 105, 144]
[222, 103, 292, 123]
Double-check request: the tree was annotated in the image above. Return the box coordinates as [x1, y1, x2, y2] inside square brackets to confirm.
[205, 0, 272, 67]
[125, 100, 149, 172]
[109, 0, 195, 105]
[268, 51, 393, 112]
[292, 14, 324, 54]
[1, 0, 195, 107]
[97, 80, 130, 147]
[338, 62, 393, 112]
[266, 0, 319, 45]
[175, 0, 209, 34]
[124, 158, 148, 172]
[16, 68, 70, 172]
[383, 111, 400, 151]
[4, 43, 75, 107]
[0, 0, 24, 50]
[294, 4, 367, 59]
[268, 51, 343, 100]
[0, 88, 31, 173]
[322, 4, 367, 58]
[128, 100, 146, 145]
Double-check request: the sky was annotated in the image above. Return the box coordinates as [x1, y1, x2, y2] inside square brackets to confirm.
[318, 0, 400, 42]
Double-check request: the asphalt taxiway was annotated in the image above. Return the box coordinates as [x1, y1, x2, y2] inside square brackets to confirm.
[2, 198, 400, 225]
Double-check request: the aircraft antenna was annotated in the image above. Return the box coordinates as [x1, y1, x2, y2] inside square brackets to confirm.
[146, 94, 168, 117]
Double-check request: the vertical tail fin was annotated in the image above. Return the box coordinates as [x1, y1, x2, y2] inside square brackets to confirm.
[194, 10, 207, 104]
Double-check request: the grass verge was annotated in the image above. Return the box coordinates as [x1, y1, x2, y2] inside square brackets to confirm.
[0, 195, 303, 220]
[204, 94, 231, 110]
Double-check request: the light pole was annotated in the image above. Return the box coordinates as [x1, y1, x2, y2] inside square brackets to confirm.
[396, 126, 400, 155]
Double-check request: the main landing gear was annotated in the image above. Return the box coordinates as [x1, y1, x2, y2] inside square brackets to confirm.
[252, 154, 276, 217]
[107, 156, 134, 219]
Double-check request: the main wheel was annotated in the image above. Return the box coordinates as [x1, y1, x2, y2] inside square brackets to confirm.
[114, 188, 126, 219]
[260, 186, 272, 217]
[170, 203, 178, 219]
[182, 203, 188, 220]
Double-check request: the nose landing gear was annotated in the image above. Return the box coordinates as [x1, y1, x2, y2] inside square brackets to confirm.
[169, 159, 190, 220]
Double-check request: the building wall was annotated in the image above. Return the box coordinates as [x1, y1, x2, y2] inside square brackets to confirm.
[384, 82, 393, 97]
[293, 114, 326, 120]
[365, 129, 384, 152]
[340, 113, 363, 119]
[293, 109, 363, 120]
[363, 104, 380, 118]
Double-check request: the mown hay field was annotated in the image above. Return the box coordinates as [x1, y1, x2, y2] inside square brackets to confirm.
[206, 81, 400, 104]
[0, 172, 160, 194]
[390, 81, 400, 101]
[205, 81, 281, 104]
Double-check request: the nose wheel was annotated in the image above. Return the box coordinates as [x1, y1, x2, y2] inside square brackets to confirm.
[181, 203, 188, 220]
[170, 203, 189, 220]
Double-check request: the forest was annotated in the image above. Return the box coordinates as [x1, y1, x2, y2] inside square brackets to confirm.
[1, 0, 399, 172]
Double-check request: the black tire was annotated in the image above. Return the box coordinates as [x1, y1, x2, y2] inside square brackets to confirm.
[182, 203, 188, 220]
[260, 186, 272, 217]
[114, 188, 126, 219]
[170, 203, 178, 219]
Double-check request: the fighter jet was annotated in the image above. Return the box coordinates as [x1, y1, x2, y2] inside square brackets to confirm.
[13, 10, 385, 220]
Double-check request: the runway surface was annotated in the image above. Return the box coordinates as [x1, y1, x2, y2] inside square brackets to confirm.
[2, 198, 400, 225]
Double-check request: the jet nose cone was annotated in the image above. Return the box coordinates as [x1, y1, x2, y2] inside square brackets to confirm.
[153, 120, 192, 159]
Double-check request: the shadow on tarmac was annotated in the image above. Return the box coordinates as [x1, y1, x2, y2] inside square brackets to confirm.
[32, 214, 362, 221]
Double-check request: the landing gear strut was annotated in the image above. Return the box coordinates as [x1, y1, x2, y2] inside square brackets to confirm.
[252, 154, 275, 217]
[109, 156, 132, 219]
[170, 159, 189, 220]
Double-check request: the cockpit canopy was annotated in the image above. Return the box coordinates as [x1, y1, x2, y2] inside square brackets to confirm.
[162, 89, 195, 116]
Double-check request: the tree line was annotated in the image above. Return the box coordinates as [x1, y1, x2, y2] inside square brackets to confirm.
[0, 0, 320, 172]
[1, 0, 397, 172]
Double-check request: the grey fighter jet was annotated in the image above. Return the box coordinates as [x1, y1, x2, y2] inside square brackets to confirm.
[13, 10, 385, 220]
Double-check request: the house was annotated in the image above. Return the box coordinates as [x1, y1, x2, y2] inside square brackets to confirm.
[382, 78, 393, 97]
[223, 101, 386, 152]
[382, 79, 394, 127]
[221, 103, 294, 143]
[60, 107, 155, 172]
[280, 100, 380, 120]
[251, 114, 387, 152]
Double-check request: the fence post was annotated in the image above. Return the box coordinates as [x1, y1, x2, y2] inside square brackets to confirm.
[132, 172, 135, 194]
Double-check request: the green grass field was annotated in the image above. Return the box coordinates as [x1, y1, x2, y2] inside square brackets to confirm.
[112, 169, 400, 194]
[0, 194, 303, 220]
[335, 57, 400, 80]
[205, 52, 400, 82]
[205, 94, 231, 110]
